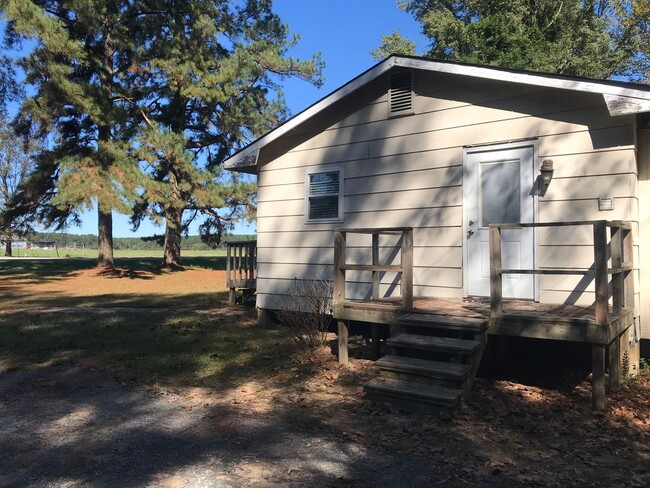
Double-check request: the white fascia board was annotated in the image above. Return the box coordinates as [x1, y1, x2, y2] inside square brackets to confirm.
[603, 94, 650, 116]
[394, 57, 650, 100]
[224, 56, 650, 172]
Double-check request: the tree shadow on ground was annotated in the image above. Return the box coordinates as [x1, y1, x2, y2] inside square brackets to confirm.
[1, 308, 648, 487]
[0, 290, 230, 310]
[0, 256, 227, 280]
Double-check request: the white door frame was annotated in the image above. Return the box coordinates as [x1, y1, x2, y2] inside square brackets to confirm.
[462, 140, 539, 300]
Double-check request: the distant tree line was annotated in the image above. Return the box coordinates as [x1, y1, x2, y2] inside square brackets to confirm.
[22, 232, 255, 251]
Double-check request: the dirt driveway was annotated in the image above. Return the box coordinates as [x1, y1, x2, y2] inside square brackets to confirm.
[1, 354, 649, 487]
[0, 361, 464, 487]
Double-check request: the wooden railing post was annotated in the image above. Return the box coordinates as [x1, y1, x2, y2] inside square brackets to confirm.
[592, 220, 608, 410]
[611, 225, 624, 313]
[609, 223, 624, 393]
[227, 243, 234, 305]
[623, 227, 635, 311]
[226, 243, 232, 285]
[593, 221, 609, 327]
[372, 233, 380, 300]
[401, 228, 414, 311]
[489, 226, 503, 318]
[334, 230, 347, 306]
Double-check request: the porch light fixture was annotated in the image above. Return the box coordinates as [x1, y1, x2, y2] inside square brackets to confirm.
[540, 159, 554, 186]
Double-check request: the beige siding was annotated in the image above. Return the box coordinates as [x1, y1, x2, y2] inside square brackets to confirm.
[255, 70, 639, 313]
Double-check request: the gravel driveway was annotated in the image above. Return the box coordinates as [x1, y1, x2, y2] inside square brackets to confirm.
[0, 363, 472, 487]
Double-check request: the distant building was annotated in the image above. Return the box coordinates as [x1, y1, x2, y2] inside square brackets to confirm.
[2, 239, 30, 249]
[33, 241, 56, 250]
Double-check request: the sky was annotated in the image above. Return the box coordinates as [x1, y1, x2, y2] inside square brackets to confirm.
[69, 0, 428, 237]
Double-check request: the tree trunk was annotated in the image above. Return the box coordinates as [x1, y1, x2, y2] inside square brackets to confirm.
[97, 206, 114, 268]
[4, 240, 11, 257]
[162, 207, 182, 267]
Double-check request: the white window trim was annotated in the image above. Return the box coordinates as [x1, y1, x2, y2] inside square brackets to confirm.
[304, 166, 344, 224]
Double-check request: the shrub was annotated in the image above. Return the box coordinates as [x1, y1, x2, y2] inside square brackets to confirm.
[275, 278, 333, 350]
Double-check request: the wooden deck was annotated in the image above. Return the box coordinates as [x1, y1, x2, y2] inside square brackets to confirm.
[334, 296, 633, 345]
[226, 240, 257, 305]
[332, 223, 636, 410]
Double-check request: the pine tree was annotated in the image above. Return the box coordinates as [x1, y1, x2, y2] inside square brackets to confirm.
[377, 0, 646, 79]
[130, 0, 323, 267]
[1, 0, 147, 267]
[370, 30, 417, 61]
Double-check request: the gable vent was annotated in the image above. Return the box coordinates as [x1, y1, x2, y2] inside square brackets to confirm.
[389, 71, 413, 116]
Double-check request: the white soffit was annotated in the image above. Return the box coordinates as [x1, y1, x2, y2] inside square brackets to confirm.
[224, 56, 650, 171]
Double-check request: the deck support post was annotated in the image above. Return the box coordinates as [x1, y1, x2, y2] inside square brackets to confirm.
[592, 345, 606, 410]
[609, 333, 621, 392]
[371, 324, 381, 358]
[338, 320, 349, 365]
[228, 288, 235, 306]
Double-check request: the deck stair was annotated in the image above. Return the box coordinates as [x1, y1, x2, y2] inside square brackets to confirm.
[364, 313, 488, 413]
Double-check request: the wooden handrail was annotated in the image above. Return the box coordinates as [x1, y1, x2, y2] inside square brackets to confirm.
[490, 220, 634, 411]
[226, 239, 257, 289]
[334, 227, 414, 311]
[493, 220, 632, 230]
[489, 221, 634, 325]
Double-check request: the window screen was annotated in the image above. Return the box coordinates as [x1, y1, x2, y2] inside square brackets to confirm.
[307, 169, 342, 221]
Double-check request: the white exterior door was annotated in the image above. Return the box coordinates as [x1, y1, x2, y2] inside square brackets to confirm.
[464, 143, 536, 299]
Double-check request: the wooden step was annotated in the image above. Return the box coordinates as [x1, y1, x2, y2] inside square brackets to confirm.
[364, 377, 462, 412]
[387, 333, 480, 354]
[397, 313, 488, 332]
[376, 355, 470, 382]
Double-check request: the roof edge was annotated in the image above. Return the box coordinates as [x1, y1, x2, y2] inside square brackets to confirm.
[224, 55, 650, 172]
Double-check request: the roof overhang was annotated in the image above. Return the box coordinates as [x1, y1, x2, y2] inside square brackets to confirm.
[224, 55, 650, 173]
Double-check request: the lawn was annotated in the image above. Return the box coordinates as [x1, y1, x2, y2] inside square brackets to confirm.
[0, 256, 303, 388]
[0, 257, 649, 487]
[0, 255, 228, 310]
[0, 308, 300, 388]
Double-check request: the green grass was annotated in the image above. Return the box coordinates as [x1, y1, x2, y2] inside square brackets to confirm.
[0, 309, 297, 387]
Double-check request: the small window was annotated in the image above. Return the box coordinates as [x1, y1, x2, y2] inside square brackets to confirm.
[389, 70, 413, 117]
[305, 168, 343, 222]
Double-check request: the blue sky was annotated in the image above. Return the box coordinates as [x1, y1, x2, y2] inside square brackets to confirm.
[73, 0, 427, 237]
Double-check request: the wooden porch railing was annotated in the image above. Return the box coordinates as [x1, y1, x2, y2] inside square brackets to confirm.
[333, 227, 413, 364]
[489, 220, 634, 409]
[226, 239, 257, 305]
[333, 227, 414, 310]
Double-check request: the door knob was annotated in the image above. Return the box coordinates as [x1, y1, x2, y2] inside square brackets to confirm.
[467, 229, 474, 239]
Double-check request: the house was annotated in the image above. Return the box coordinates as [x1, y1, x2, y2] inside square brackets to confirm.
[33, 241, 56, 250]
[224, 55, 650, 411]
